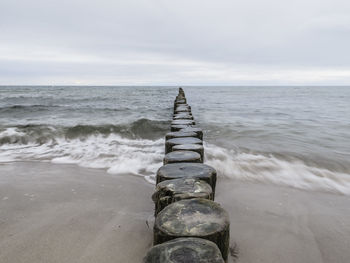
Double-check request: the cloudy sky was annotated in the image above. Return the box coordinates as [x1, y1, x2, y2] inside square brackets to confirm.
[1, 0, 350, 85]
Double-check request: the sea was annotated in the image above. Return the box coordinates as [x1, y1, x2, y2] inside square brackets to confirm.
[1, 86, 349, 194]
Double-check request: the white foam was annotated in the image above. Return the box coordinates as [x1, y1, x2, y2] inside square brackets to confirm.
[204, 142, 350, 195]
[2, 132, 350, 195]
[0, 128, 26, 137]
[0, 133, 164, 180]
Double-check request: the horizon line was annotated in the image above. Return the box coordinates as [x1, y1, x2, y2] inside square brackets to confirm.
[1, 84, 350, 87]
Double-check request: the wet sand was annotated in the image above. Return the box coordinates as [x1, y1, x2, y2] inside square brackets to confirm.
[216, 178, 350, 263]
[0, 162, 154, 263]
[1, 162, 350, 263]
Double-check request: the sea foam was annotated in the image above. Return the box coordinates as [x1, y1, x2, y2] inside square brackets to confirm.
[1, 126, 350, 195]
[205, 143, 350, 195]
[0, 128, 164, 180]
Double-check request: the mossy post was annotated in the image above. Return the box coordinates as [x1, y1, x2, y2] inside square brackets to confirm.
[152, 178, 213, 215]
[143, 238, 224, 263]
[154, 199, 230, 261]
[156, 163, 217, 194]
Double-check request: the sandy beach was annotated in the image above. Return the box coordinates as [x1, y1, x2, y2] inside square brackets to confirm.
[0, 162, 154, 263]
[216, 178, 350, 263]
[1, 162, 350, 263]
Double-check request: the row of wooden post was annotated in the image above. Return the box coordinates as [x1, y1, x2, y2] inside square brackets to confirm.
[143, 88, 230, 262]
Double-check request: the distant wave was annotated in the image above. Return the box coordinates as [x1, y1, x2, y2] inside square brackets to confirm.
[0, 118, 170, 145]
[0, 104, 134, 113]
[0, 104, 60, 113]
[64, 119, 169, 140]
[204, 143, 350, 195]
[0, 105, 55, 109]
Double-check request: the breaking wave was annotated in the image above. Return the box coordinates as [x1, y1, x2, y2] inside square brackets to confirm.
[0, 118, 170, 145]
[1, 124, 350, 194]
[0, 120, 168, 182]
[205, 143, 350, 195]
[0, 128, 164, 182]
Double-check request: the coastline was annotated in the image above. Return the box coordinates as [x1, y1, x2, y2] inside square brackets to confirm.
[1, 162, 349, 262]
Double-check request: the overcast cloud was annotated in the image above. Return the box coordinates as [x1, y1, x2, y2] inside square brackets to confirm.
[1, 0, 350, 85]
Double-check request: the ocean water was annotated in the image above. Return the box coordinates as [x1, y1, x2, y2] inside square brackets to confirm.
[1, 86, 350, 194]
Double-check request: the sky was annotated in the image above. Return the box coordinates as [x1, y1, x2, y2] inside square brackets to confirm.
[1, 0, 350, 85]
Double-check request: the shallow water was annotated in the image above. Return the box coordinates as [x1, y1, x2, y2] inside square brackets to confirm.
[0, 86, 349, 194]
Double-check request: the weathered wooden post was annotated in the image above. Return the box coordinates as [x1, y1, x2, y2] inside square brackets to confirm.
[170, 124, 192, 132]
[164, 151, 202, 165]
[153, 198, 230, 261]
[144, 88, 230, 263]
[152, 178, 213, 215]
[165, 137, 203, 154]
[172, 144, 204, 161]
[179, 127, 203, 140]
[171, 119, 196, 126]
[173, 113, 194, 120]
[165, 131, 198, 140]
[156, 163, 217, 194]
[174, 105, 191, 114]
[143, 238, 224, 263]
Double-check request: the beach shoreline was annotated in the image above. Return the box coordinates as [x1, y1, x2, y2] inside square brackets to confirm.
[1, 162, 350, 263]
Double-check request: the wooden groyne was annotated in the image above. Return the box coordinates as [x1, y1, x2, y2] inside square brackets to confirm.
[144, 88, 230, 262]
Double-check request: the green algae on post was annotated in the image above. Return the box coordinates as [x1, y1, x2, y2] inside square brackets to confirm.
[154, 198, 230, 261]
[156, 163, 217, 194]
[152, 178, 213, 215]
[143, 237, 224, 263]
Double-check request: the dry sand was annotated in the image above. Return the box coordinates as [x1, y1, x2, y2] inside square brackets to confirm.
[1, 162, 350, 263]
